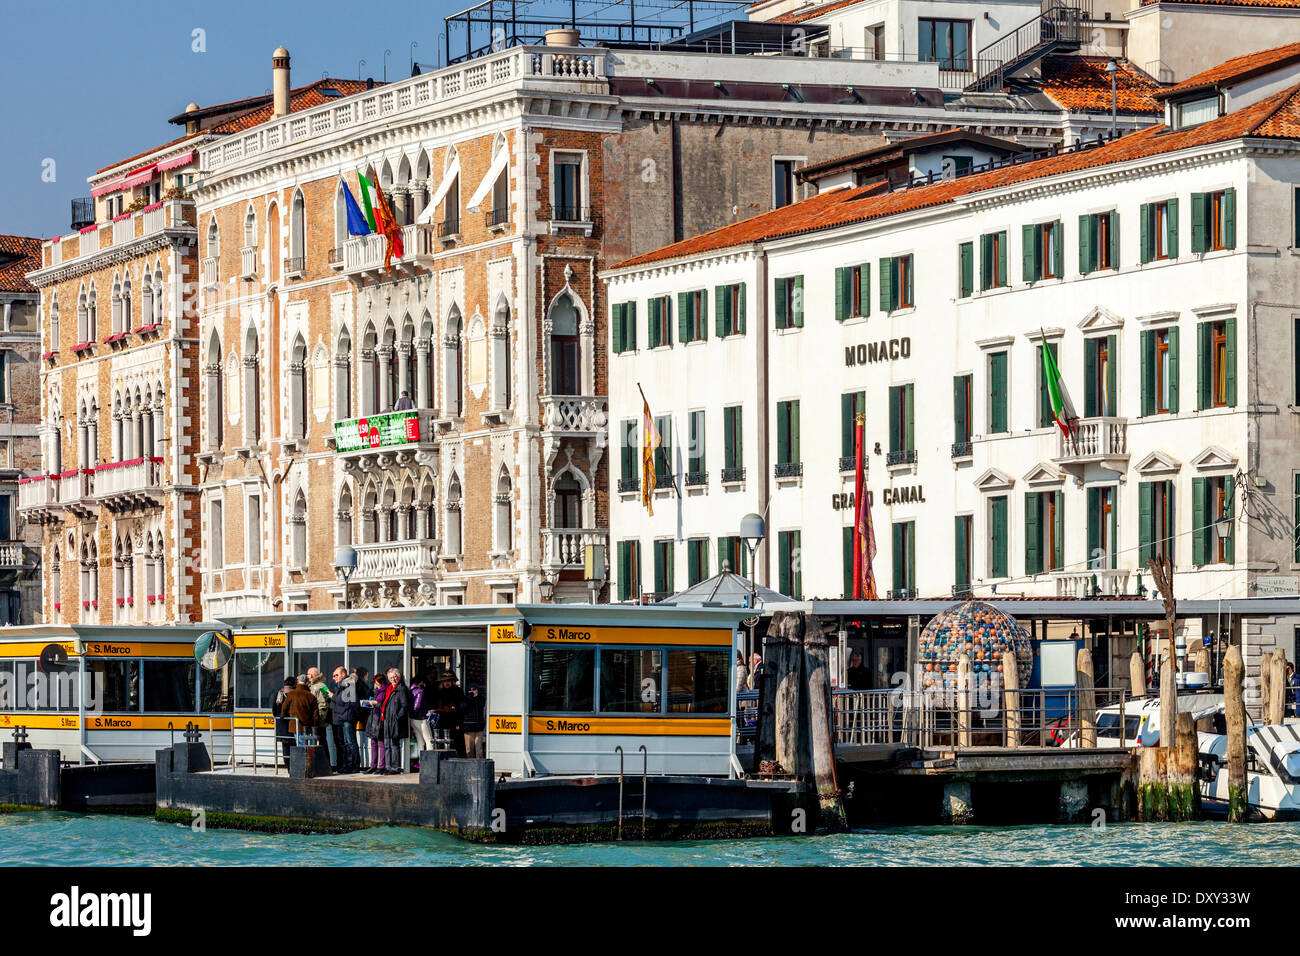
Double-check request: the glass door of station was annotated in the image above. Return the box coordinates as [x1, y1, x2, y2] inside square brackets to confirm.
[843, 619, 908, 690]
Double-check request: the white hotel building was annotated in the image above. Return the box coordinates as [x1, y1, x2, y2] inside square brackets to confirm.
[604, 49, 1300, 666]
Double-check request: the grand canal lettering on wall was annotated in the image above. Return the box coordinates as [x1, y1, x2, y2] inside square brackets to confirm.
[844, 337, 912, 367]
[832, 487, 924, 509]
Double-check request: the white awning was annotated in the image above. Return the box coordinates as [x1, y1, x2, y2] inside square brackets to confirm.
[466, 147, 509, 211]
[417, 156, 461, 223]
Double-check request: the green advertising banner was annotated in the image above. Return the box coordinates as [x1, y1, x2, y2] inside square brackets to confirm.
[334, 411, 422, 452]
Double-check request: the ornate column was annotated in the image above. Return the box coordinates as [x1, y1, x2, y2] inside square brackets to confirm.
[396, 341, 412, 403]
[152, 402, 164, 457]
[333, 356, 351, 419]
[288, 359, 305, 438]
[376, 346, 394, 411]
[396, 504, 413, 541]
[243, 356, 259, 443]
[360, 348, 376, 416]
[581, 317, 596, 396]
[111, 412, 122, 462]
[88, 418, 99, 468]
[415, 337, 432, 410]
[377, 507, 391, 544]
[205, 361, 221, 447]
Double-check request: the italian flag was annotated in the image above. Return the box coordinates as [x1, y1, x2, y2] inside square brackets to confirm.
[1041, 332, 1078, 440]
[356, 172, 380, 232]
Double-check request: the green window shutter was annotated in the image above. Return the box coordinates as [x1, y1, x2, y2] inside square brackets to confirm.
[1106, 334, 1117, 414]
[1021, 225, 1037, 282]
[903, 384, 914, 450]
[1141, 203, 1153, 263]
[879, 257, 894, 313]
[1296, 475, 1300, 562]
[858, 264, 870, 317]
[989, 352, 1007, 433]
[736, 283, 746, 334]
[775, 278, 787, 329]
[841, 393, 854, 458]
[904, 256, 913, 307]
[906, 524, 915, 594]
[889, 387, 901, 452]
[1167, 199, 1179, 258]
[618, 540, 628, 600]
[954, 375, 967, 443]
[791, 399, 801, 462]
[1084, 338, 1098, 418]
[1078, 214, 1092, 275]
[664, 295, 673, 345]
[612, 303, 625, 353]
[793, 531, 803, 599]
[1168, 326, 1180, 413]
[715, 285, 726, 338]
[1192, 476, 1208, 566]
[1166, 482, 1176, 560]
[627, 302, 637, 350]
[1039, 342, 1057, 428]
[843, 526, 854, 599]
[792, 276, 804, 327]
[677, 291, 689, 343]
[955, 516, 970, 590]
[1024, 492, 1042, 576]
[778, 533, 790, 597]
[991, 497, 1008, 578]
[1086, 488, 1100, 568]
[891, 523, 904, 592]
[665, 542, 675, 594]
[1053, 221, 1064, 279]
[1138, 481, 1154, 567]
[1223, 188, 1236, 249]
[1197, 321, 1211, 410]
[1191, 193, 1207, 253]
[1225, 316, 1237, 407]
[980, 234, 992, 291]
[997, 232, 1007, 287]
[1140, 329, 1155, 416]
[699, 291, 708, 340]
[1053, 490, 1064, 570]
[647, 299, 657, 349]
[688, 540, 700, 586]
[1108, 211, 1120, 268]
[834, 266, 848, 321]
[717, 537, 725, 577]
[1223, 474, 1235, 563]
[960, 242, 974, 297]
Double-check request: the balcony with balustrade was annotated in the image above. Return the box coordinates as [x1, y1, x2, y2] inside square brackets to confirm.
[332, 408, 439, 476]
[539, 395, 606, 437]
[56, 470, 96, 517]
[541, 528, 608, 573]
[36, 200, 194, 277]
[1053, 417, 1129, 473]
[351, 538, 441, 586]
[239, 245, 258, 280]
[95, 457, 164, 511]
[17, 475, 61, 523]
[1052, 568, 1133, 598]
[340, 224, 434, 280]
[0, 542, 28, 571]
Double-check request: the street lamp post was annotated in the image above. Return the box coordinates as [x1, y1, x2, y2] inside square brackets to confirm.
[1105, 59, 1119, 138]
[739, 512, 767, 775]
[334, 546, 358, 611]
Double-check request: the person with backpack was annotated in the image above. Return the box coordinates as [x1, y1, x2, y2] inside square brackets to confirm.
[410, 677, 435, 756]
[306, 666, 337, 770]
[331, 665, 361, 773]
[363, 673, 389, 774]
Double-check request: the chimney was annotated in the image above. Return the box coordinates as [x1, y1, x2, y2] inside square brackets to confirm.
[184, 102, 200, 136]
[272, 46, 291, 117]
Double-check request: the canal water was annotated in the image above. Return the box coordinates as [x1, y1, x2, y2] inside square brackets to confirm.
[1, 812, 1296, 865]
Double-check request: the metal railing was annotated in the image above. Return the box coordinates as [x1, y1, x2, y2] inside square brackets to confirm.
[283, 256, 304, 276]
[886, 449, 917, 466]
[485, 207, 509, 228]
[774, 461, 803, 479]
[968, 0, 1094, 92]
[617, 476, 640, 493]
[437, 217, 462, 239]
[833, 685, 1135, 750]
[541, 204, 594, 224]
[952, 440, 973, 458]
[720, 466, 745, 483]
[684, 470, 707, 487]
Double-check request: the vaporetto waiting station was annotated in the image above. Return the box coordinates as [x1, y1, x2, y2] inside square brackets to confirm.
[0, 603, 750, 776]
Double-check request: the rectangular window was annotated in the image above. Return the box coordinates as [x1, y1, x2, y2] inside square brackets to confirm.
[1141, 327, 1179, 415]
[879, 255, 914, 311]
[688, 409, 706, 479]
[774, 159, 799, 208]
[891, 520, 916, 596]
[1174, 95, 1220, 129]
[958, 241, 974, 298]
[774, 275, 804, 329]
[1193, 475, 1235, 566]
[142, 660, 197, 713]
[611, 301, 637, 354]
[1022, 220, 1063, 281]
[0, 494, 10, 542]
[1191, 189, 1236, 253]
[954, 514, 972, 595]
[686, 537, 709, 587]
[599, 649, 661, 713]
[778, 530, 802, 599]
[718, 535, 747, 576]
[1087, 486, 1117, 570]
[553, 155, 583, 221]
[723, 405, 743, 477]
[235, 650, 284, 710]
[776, 400, 801, 467]
[648, 295, 672, 348]
[988, 351, 1008, 434]
[1141, 200, 1179, 263]
[953, 374, 972, 447]
[209, 500, 224, 569]
[1197, 318, 1236, 409]
[677, 289, 708, 343]
[1037, 341, 1059, 429]
[714, 283, 745, 337]
[888, 384, 914, 453]
[834, 264, 870, 321]
[617, 539, 641, 601]
[989, 496, 1008, 579]
[531, 646, 595, 711]
[841, 390, 865, 463]
[866, 23, 885, 59]
[918, 17, 971, 70]
[1139, 480, 1176, 565]
[979, 230, 1007, 290]
[944, 154, 973, 177]
[1079, 211, 1119, 274]
[246, 495, 262, 565]
[665, 650, 729, 713]
[653, 539, 675, 597]
[654, 415, 673, 481]
[1024, 490, 1063, 575]
[1084, 335, 1117, 417]
[619, 418, 637, 485]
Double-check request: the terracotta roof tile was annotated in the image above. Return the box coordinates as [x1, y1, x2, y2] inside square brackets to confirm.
[769, 0, 866, 23]
[1143, 0, 1300, 7]
[1157, 41, 1300, 98]
[613, 82, 1300, 269]
[210, 78, 374, 134]
[1039, 56, 1162, 115]
[0, 235, 41, 293]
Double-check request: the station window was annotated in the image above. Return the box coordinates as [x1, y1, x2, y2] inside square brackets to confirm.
[531, 646, 595, 712]
[665, 649, 728, 713]
[86, 659, 140, 712]
[142, 660, 198, 713]
[532, 645, 731, 715]
[235, 650, 286, 711]
[599, 649, 661, 713]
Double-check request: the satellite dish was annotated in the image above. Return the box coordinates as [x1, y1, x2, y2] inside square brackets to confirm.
[195, 630, 233, 671]
[38, 643, 70, 673]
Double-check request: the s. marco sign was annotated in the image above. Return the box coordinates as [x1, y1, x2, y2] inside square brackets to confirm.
[334, 411, 422, 453]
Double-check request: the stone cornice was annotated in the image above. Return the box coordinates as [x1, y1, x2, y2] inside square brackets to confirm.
[27, 227, 197, 288]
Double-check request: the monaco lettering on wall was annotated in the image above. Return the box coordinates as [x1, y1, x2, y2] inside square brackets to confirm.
[844, 337, 911, 367]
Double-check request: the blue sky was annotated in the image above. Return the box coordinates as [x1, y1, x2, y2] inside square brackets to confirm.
[1, 0, 450, 238]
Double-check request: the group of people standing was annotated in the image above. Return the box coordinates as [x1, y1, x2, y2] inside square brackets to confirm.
[275, 664, 487, 774]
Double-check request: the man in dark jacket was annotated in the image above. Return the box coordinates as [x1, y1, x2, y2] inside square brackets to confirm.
[281, 678, 318, 746]
[462, 684, 487, 758]
[381, 668, 413, 774]
[331, 666, 361, 773]
[434, 671, 468, 756]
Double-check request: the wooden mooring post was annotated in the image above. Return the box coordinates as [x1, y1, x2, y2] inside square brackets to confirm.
[770, 612, 805, 777]
[1001, 649, 1020, 748]
[1167, 711, 1201, 820]
[956, 654, 973, 749]
[1224, 644, 1249, 822]
[1077, 647, 1097, 749]
[1129, 651, 1146, 697]
[803, 614, 847, 832]
[1268, 648, 1288, 726]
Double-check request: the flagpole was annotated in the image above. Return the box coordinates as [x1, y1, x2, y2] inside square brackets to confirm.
[636, 383, 681, 499]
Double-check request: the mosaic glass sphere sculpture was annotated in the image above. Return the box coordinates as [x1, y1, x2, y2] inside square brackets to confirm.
[916, 600, 1033, 692]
